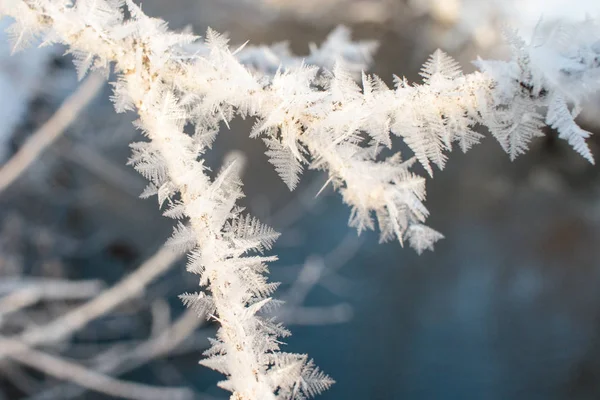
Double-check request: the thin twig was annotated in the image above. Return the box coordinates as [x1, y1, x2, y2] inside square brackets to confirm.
[0, 279, 104, 317]
[0, 337, 192, 400]
[28, 309, 205, 400]
[19, 245, 181, 345]
[60, 140, 145, 197]
[0, 72, 105, 194]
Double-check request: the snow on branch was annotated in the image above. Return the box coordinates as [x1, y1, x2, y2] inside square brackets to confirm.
[1, 0, 599, 398]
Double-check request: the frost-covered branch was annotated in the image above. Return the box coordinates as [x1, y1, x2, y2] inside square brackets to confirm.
[2, 1, 337, 399]
[1, 1, 599, 399]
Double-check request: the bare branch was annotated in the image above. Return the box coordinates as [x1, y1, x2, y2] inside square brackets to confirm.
[0, 72, 105, 194]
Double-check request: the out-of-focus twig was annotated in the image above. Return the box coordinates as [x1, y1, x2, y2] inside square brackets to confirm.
[0, 278, 104, 297]
[0, 337, 193, 400]
[0, 72, 105, 194]
[0, 245, 185, 400]
[19, 245, 181, 345]
[0, 279, 104, 317]
[129, 308, 205, 363]
[29, 309, 206, 400]
[276, 232, 362, 325]
[60, 140, 145, 197]
[0, 362, 42, 395]
[267, 177, 329, 229]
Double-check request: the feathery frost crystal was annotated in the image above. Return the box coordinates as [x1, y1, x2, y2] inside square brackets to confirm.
[1, 0, 599, 398]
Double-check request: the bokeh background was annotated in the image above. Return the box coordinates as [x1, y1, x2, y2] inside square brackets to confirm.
[2, 0, 600, 399]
